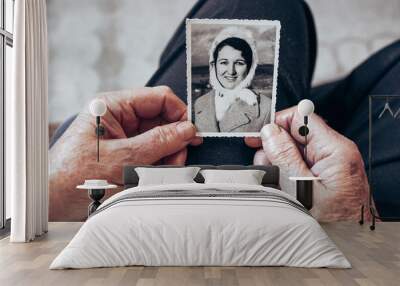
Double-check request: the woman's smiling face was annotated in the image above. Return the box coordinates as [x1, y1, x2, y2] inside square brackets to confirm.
[215, 45, 248, 89]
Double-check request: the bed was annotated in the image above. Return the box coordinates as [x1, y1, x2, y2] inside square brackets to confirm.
[50, 165, 350, 269]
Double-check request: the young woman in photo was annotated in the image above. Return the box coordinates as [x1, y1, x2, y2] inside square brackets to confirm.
[194, 27, 272, 132]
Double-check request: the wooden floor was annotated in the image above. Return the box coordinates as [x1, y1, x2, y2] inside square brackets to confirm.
[0, 222, 399, 286]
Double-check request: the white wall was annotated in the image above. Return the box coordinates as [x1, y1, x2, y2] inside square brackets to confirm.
[306, 0, 400, 85]
[47, 0, 196, 123]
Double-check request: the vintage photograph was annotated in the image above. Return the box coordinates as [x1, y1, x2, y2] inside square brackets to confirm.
[187, 19, 281, 137]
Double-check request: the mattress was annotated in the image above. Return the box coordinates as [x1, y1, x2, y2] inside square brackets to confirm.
[50, 183, 350, 269]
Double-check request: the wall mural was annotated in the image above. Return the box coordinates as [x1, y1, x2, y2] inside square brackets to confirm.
[48, 0, 400, 222]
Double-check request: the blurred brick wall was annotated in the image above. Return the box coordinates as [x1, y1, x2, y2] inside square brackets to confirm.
[47, 0, 400, 127]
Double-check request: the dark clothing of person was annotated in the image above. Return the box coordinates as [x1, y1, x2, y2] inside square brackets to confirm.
[50, 0, 400, 217]
[146, 0, 317, 167]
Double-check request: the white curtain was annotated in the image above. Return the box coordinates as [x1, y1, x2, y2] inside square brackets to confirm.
[9, 0, 49, 242]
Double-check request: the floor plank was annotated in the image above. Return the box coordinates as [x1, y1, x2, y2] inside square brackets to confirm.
[0, 222, 399, 286]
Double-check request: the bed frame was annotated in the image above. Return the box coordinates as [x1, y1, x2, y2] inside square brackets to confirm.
[123, 165, 280, 189]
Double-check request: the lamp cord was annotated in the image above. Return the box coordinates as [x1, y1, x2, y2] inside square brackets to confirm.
[304, 131, 308, 163]
[97, 130, 100, 162]
[96, 116, 100, 162]
[303, 116, 308, 163]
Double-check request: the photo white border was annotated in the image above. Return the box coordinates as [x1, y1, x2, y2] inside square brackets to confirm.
[186, 18, 281, 137]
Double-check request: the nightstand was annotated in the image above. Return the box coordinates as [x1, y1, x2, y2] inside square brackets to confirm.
[289, 177, 321, 210]
[77, 180, 117, 216]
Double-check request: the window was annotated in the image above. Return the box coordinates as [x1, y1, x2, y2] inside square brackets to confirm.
[0, 0, 14, 233]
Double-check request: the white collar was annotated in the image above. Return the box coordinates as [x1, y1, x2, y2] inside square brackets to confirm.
[214, 89, 257, 121]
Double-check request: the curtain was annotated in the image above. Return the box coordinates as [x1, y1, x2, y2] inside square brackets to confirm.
[9, 0, 49, 242]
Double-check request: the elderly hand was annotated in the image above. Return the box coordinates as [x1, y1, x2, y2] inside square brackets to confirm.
[245, 106, 370, 222]
[50, 86, 202, 221]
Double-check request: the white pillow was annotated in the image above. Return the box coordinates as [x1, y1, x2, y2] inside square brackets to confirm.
[135, 167, 200, 186]
[200, 169, 266, 185]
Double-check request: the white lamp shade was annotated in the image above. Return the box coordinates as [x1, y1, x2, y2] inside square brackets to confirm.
[297, 99, 314, 117]
[89, 99, 107, 117]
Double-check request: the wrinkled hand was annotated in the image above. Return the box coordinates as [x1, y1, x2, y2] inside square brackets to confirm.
[50, 86, 202, 221]
[245, 106, 370, 222]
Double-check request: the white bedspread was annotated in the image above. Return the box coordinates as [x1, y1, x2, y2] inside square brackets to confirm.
[50, 183, 350, 269]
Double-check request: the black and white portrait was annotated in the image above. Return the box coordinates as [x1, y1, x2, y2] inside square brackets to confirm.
[187, 19, 280, 137]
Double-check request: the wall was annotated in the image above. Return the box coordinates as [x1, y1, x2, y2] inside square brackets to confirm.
[47, 0, 196, 124]
[307, 0, 400, 85]
[48, 0, 400, 125]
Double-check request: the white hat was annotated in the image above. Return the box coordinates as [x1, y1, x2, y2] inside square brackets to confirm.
[208, 26, 258, 92]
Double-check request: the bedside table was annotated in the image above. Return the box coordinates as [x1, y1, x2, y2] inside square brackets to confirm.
[77, 180, 117, 216]
[289, 177, 321, 210]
